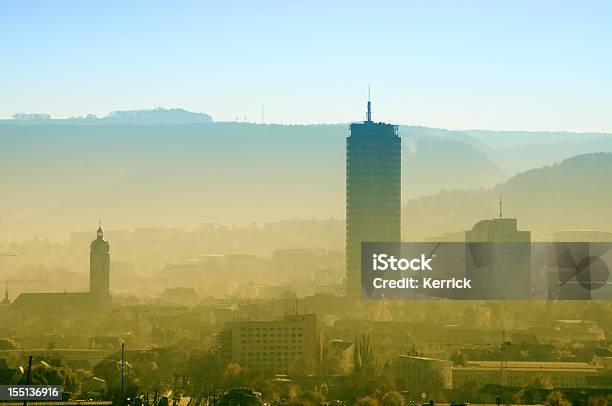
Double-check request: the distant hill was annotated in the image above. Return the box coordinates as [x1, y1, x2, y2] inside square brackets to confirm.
[400, 126, 505, 198]
[403, 153, 612, 241]
[103, 108, 213, 125]
[463, 129, 612, 175]
[5, 108, 213, 125]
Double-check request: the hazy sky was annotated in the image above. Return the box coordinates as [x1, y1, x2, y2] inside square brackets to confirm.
[2, 0, 611, 132]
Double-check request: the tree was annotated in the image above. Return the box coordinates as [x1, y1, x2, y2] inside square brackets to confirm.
[300, 390, 325, 406]
[545, 391, 572, 406]
[344, 335, 386, 403]
[534, 376, 554, 390]
[185, 351, 224, 390]
[355, 396, 381, 406]
[352, 334, 378, 378]
[449, 351, 466, 367]
[14, 363, 79, 394]
[93, 359, 121, 387]
[588, 396, 608, 406]
[93, 358, 138, 401]
[223, 362, 247, 388]
[382, 391, 405, 406]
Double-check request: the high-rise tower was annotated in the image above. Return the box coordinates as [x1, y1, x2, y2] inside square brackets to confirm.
[346, 93, 401, 298]
[90, 224, 110, 298]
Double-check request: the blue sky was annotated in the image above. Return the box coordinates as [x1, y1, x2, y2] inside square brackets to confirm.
[1, 0, 611, 131]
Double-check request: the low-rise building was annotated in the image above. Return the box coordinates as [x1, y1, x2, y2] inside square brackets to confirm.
[453, 360, 602, 389]
[219, 313, 318, 373]
[394, 355, 453, 390]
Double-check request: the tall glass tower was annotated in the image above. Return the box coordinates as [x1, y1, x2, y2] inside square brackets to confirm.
[346, 95, 401, 297]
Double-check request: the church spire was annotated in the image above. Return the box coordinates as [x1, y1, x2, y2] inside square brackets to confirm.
[97, 218, 103, 239]
[2, 287, 9, 305]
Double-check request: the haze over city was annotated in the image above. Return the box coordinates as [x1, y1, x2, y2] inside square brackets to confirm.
[2, 3, 612, 406]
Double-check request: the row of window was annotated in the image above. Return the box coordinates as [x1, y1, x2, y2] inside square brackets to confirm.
[240, 326, 302, 331]
[241, 338, 302, 343]
[455, 375, 585, 385]
[240, 357, 298, 363]
[240, 351, 303, 356]
[240, 345, 302, 351]
[240, 333, 303, 338]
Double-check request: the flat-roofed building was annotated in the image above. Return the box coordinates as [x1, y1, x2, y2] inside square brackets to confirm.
[394, 355, 453, 390]
[219, 313, 317, 373]
[465, 217, 531, 299]
[453, 360, 602, 389]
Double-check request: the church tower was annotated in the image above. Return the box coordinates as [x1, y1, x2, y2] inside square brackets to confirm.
[90, 224, 110, 298]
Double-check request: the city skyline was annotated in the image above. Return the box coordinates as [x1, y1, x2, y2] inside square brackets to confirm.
[2, 1, 612, 132]
[3, 2, 612, 404]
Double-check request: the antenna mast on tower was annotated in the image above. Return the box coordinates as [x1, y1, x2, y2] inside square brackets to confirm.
[366, 85, 372, 122]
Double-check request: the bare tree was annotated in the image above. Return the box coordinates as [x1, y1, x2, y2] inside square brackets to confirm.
[352, 333, 378, 378]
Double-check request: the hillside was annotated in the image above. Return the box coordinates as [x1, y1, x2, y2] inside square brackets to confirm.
[2, 114, 612, 241]
[402, 153, 612, 241]
[464, 129, 612, 174]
